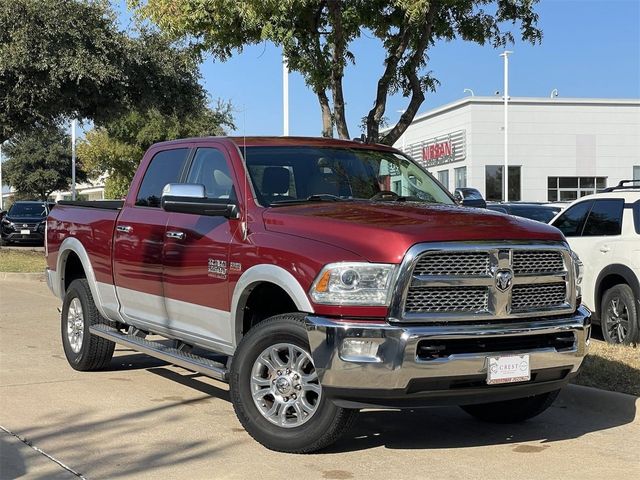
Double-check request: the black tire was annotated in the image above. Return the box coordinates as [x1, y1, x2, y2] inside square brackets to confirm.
[61, 278, 115, 371]
[229, 313, 357, 453]
[460, 389, 560, 423]
[601, 284, 639, 345]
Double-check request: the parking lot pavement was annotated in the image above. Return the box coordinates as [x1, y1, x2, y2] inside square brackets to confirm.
[1, 279, 638, 480]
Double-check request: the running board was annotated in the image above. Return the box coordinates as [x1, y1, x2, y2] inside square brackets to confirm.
[90, 323, 228, 382]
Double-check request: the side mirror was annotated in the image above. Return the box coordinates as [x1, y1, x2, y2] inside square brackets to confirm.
[161, 183, 239, 219]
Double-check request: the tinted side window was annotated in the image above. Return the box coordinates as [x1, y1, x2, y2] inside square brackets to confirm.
[582, 199, 624, 236]
[551, 201, 593, 237]
[136, 149, 189, 207]
[186, 148, 236, 200]
[634, 202, 640, 235]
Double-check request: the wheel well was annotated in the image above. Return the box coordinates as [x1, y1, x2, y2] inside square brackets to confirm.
[63, 251, 86, 292]
[241, 282, 299, 335]
[596, 274, 627, 317]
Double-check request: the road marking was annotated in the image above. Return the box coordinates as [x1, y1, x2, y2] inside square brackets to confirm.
[0, 425, 86, 479]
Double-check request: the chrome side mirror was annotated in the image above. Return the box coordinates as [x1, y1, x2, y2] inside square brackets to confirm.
[161, 183, 239, 219]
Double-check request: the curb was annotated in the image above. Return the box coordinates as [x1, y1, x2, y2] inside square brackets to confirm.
[0, 272, 45, 282]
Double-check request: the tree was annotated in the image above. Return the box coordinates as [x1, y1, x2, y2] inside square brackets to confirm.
[78, 104, 234, 199]
[0, 0, 206, 142]
[131, 0, 541, 144]
[3, 125, 86, 200]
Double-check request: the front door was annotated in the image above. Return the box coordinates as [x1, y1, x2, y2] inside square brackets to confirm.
[113, 147, 191, 326]
[161, 145, 242, 349]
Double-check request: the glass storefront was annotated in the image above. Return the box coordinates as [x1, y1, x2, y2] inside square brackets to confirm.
[485, 165, 521, 201]
[547, 176, 606, 201]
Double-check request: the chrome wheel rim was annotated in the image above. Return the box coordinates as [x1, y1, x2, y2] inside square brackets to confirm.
[605, 296, 629, 343]
[66, 298, 84, 354]
[250, 343, 322, 428]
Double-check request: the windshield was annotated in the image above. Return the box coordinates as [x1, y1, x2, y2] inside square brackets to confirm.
[243, 146, 454, 206]
[8, 203, 47, 217]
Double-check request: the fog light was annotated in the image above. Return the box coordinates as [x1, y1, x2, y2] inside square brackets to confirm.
[340, 338, 382, 362]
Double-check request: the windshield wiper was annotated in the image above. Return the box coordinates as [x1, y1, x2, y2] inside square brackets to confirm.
[271, 194, 343, 206]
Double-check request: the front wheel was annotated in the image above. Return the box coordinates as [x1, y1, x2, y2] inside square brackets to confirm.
[601, 284, 639, 345]
[229, 313, 357, 453]
[460, 389, 560, 423]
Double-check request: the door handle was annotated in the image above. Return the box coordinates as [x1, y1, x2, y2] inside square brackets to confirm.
[166, 231, 186, 240]
[116, 225, 133, 234]
[600, 245, 611, 253]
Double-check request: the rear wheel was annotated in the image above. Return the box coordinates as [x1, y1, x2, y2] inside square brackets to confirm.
[61, 278, 115, 370]
[229, 313, 357, 453]
[461, 390, 560, 423]
[601, 284, 639, 345]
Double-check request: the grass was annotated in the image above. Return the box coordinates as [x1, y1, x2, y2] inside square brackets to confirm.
[0, 249, 46, 273]
[574, 338, 640, 396]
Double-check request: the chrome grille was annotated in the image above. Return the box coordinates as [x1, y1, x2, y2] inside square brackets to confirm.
[511, 283, 567, 311]
[405, 287, 488, 313]
[395, 243, 575, 322]
[513, 250, 564, 274]
[412, 252, 490, 276]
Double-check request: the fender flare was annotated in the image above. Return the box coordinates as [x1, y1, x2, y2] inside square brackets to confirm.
[230, 264, 314, 347]
[594, 263, 640, 319]
[56, 237, 112, 320]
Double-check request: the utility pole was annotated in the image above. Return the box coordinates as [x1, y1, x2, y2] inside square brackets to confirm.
[71, 119, 77, 201]
[500, 51, 512, 202]
[283, 54, 289, 136]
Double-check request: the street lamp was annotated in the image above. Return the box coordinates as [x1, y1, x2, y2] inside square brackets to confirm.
[500, 50, 512, 202]
[463, 88, 475, 96]
[71, 119, 77, 201]
[283, 53, 289, 136]
[550, 89, 559, 98]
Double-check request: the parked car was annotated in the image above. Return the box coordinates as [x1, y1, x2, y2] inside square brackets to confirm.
[0, 201, 54, 245]
[487, 202, 562, 223]
[550, 180, 640, 344]
[46, 137, 589, 453]
[453, 187, 486, 208]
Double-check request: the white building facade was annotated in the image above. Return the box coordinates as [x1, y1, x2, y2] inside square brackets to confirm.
[394, 97, 640, 202]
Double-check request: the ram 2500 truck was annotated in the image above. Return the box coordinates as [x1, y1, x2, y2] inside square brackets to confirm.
[46, 137, 590, 453]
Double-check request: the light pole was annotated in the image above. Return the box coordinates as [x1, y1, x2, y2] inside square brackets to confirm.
[283, 53, 289, 136]
[71, 119, 77, 201]
[500, 50, 512, 202]
[0, 141, 4, 210]
[463, 88, 475, 96]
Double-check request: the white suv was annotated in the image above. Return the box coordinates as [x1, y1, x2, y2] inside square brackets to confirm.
[550, 182, 640, 344]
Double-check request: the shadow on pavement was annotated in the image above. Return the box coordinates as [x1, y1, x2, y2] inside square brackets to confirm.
[327, 385, 637, 453]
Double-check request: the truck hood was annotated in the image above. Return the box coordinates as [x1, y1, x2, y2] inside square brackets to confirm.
[262, 202, 565, 263]
[5, 215, 46, 224]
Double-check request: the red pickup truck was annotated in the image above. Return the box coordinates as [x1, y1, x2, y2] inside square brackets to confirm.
[46, 137, 590, 453]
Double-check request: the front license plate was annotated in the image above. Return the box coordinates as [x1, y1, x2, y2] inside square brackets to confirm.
[20, 229, 30, 235]
[487, 354, 530, 385]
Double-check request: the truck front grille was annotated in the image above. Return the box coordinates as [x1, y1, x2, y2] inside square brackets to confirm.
[395, 243, 575, 322]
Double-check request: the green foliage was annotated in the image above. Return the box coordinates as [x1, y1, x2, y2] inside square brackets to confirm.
[79, 104, 234, 199]
[3, 125, 86, 200]
[0, 0, 206, 142]
[131, 0, 542, 144]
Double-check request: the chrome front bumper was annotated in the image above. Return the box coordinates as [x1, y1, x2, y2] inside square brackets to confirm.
[305, 306, 591, 407]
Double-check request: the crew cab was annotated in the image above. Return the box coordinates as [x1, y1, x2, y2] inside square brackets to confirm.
[550, 181, 640, 344]
[46, 137, 590, 453]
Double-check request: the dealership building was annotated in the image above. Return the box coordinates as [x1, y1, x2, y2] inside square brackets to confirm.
[394, 96, 640, 202]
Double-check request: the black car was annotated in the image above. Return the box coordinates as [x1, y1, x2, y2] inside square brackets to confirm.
[0, 201, 54, 245]
[487, 202, 562, 223]
[454, 187, 487, 208]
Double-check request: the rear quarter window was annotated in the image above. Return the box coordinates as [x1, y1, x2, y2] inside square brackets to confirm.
[634, 201, 640, 234]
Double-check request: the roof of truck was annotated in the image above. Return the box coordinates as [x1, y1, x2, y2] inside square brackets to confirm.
[152, 136, 398, 151]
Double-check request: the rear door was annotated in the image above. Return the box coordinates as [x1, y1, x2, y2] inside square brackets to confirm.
[113, 147, 191, 326]
[161, 144, 242, 349]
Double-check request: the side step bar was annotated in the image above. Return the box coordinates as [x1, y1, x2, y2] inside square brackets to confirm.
[90, 323, 228, 382]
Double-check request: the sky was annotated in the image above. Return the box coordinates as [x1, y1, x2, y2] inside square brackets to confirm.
[116, 0, 640, 138]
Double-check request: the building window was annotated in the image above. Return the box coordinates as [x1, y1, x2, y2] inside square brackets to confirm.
[634, 166, 640, 180]
[485, 165, 521, 201]
[454, 167, 467, 188]
[547, 177, 606, 202]
[437, 169, 449, 190]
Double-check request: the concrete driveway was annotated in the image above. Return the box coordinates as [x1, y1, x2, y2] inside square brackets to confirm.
[1, 279, 638, 480]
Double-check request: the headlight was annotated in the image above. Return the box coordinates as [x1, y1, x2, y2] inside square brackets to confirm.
[310, 262, 396, 306]
[570, 251, 583, 298]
